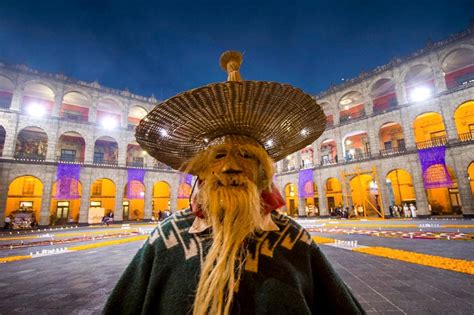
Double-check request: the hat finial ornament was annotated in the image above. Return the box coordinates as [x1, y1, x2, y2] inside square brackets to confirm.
[219, 50, 243, 82]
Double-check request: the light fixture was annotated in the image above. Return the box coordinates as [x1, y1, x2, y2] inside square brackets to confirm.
[346, 139, 352, 145]
[344, 105, 349, 110]
[26, 103, 46, 117]
[340, 98, 352, 105]
[101, 116, 117, 130]
[140, 191, 145, 197]
[410, 86, 432, 102]
[142, 150, 147, 156]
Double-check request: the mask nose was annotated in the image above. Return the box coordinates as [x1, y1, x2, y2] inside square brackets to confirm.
[221, 154, 243, 174]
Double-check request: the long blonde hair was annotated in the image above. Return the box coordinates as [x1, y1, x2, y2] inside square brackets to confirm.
[185, 142, 274, 315]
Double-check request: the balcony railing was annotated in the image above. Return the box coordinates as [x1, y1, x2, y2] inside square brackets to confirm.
[153, 162, 173, 170]
[126, 161, 145, 168]
[93, 159, 118, 166]
[458, 132, 474, 143]
[379, 146, 407, 157]
[321, 157, 338, 166]
[344, 152, 371, 162]
[14, 153, 46, 161]
[56, 156, 84, 163]
[339, 110, 366, 124]
[415, 137, 447, 149]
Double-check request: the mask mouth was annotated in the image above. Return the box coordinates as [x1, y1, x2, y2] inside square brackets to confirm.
[216, 176, 247, 188]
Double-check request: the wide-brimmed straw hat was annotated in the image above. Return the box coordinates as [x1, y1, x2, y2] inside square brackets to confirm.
[136, 51, 326, 171]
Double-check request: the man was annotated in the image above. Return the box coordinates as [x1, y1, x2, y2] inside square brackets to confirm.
[104, 51, 363, 314]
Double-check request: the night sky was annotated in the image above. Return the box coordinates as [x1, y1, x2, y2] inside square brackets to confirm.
[0, 0, 472, 99]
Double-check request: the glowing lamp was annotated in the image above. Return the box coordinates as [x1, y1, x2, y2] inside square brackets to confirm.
[101, 116, 117, 130]
[26, 103, 46, 117]
[140, 191, 145, 197]
[410, 86, 432, 102]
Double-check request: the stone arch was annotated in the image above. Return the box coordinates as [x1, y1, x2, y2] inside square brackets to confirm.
[123, 180, 145, 221]
[21, 82, 55, 116]
[370, 78, 398, 114]
[385, 169, 416, 213]
[153, 181, 171, 216]
[96, 97, 122, 129]
[378, 122, 405, 155]
[284, 182, 298, 216]
[56, 131, 86, 162]
[441, 47, 474, 90]
[6, 175, 44, 224]
[50, 179, 82, 224]
[338, 91, 366, 123]
[128, 105, 148, 129]
[93, 136, 118, 165]
[412, 112, 447, 148]
[425, 165, 461, 215]
[453, 100, 474, 141]
[0, 75, 15, 109]
[404, 64, 435, 102]
[349, 173, 380, 217]
[126, 141, 145, 167]
[61, 91, 91, 123]
[325, 177, 342, 211]
[320, 138, 338, 165]
[342, 130, 370, 161]
[14, 126, 48, 160]
[89, 178, 116, 222]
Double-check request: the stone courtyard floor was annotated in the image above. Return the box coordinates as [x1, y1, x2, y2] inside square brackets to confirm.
[0, 217, 472, 314]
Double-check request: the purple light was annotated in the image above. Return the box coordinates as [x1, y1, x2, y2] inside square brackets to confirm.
[298, 169, 314, 198]
[56, 163, 81, 199]
[177, 173, 193, 198]
[127, 168, 146, 199]
[418, 146, 452, 189]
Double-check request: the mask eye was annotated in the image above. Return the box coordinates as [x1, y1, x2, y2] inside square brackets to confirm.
[215, 153, 226, 159]
[240, 152, 252, 159]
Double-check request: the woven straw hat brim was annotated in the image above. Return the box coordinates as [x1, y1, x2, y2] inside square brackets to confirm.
[136, 80, 326, 170]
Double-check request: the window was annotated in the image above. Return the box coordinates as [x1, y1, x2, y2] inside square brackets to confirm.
[90, 201, 101, 207]
[92, 181, 102, 196]
[23, 179, 35, 195]
[384, 141, 392, 150]
[60, 149, 76, 162]
[93, 152, 104, 163]
[20, 201, 33, 208]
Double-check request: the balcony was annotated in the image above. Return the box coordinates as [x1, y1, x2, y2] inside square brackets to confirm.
[458, 132, 474, 143]
[126, 160, 145, 168]
[339, 110, 366, 124]
[61, 112, 88, 123]
[321, 157, 338, 166]
[56, 155, 84, 164]
[153, 161, 173, 170]
[344, 152, 371, 162]
[92, 158, 118, 166]
[14, 153, 46, 161]
[379, 146, 407, 157]
[415, 137, 447, 149]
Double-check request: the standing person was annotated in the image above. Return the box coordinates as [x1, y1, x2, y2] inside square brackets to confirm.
[409, 203, 417, 218]
[104, 51, 363, 314]
[4, 215, 11, 230]
[403, 203, 410, 218]
[389, 205, 394, 217]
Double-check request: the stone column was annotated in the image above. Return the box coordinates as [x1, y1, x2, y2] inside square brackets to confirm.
[114, 176, 125, 222]
[451, 160, 474, 217]
[393, 68, 407, 105]
[377, 173, 392, 217]
[169, 175, 179, 212]
[79, 170, 92, 225]
[144, 178, 153, 221]
[9, 86, 23, 111]
[89, 105, 97, 124]
[39, 171, 54, 226]
[0, 167, 10, 225]
[46, 122, 59, 161]
[312, 142, 320, 167]
[429, 53, 448, 94]
[317, 178, 329, 217]
[52, 90, 64, 117]
[295, 151, 302, 169]
[400, 108, 416, 149]
[2, 114, 19, 158]
[297, 196, 306, 217]
[117, 136, 127, 167]
[410, 160, 430, 216]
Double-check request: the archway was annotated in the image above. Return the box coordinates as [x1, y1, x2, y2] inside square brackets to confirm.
[177, 182, 191, 210]
[127, 143, 145, 167]
[320, 139, 337, 165]
[123, 181, 145, 220]
[50, 180, 82, 225]
[413, 112, 447, 148]
[454, 101, 474, 142]
[338, 91, 365, 123]
[21, 83, 55, 116]
[14, 126, 48, 160]
[404, 65, 435, 102]
[284, 183, 298, 216]
[0, 75, 14, 109]
[153, 181, 171, 218]
[61, 91, 90, 122]
[469, 163, 474, 200]
[305, 183, 319, 216]
[128, 106, 147, 130]
[371, 78, 398, 114]
[343, 131, 370, 161]
[301, 145, 313, 168]
[97, 98, 122, 130]
[386, 169, 416, 208]
[93, 136, 118, 165]
[89, 178, 116, 223]
[56, 132, 85, 162]
[0, 125, 5, 156]
[325, 177, 342, 213]
[6, 176, 43, 227]
[425, 166, 461, 215]
[282, 153, 298, 172]
[379, 122, 405, 155]
[442, 48, 474, 90]
[349, 174, 380, 217]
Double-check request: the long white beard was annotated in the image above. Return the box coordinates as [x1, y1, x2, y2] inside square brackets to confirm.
[193, 176, 264, 315]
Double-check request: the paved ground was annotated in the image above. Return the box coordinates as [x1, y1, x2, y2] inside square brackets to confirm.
[0, 218, 472, 314]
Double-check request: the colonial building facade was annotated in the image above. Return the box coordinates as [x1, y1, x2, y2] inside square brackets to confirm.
[275, 25, 474, 218]
[1, 26, 473, 226]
